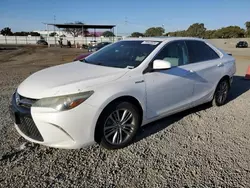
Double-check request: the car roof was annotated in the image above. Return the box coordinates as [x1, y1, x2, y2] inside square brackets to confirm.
[123, 37, 206, 42]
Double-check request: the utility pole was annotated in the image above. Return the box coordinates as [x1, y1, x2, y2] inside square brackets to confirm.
[124, 17, 128, 37]
[53, 15, 56, 32]
[54, 15, 56, 45]
[162, 24, 165, 35]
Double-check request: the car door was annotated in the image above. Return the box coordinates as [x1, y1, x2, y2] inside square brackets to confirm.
[143, 40, 195, 119]
[184, 40, 224, 107]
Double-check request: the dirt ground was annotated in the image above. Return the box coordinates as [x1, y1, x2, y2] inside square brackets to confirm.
[0, 46, 249, 187]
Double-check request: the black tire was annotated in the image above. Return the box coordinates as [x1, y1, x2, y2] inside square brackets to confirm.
[96, 102, 140, 150]
[212, 79, 230, 106]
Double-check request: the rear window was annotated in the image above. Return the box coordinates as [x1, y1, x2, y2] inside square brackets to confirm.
[185, 40, 220, 63]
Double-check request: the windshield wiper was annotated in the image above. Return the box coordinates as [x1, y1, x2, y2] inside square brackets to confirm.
[81, 59, 103, 65]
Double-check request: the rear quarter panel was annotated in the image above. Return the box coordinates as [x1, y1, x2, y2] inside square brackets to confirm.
[223, 55, 236, 78]
[216, 48, 236, 78]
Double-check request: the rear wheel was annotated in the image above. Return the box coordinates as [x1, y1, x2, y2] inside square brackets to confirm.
[96, 102, 140, 150]
[212, 79, 229, 106]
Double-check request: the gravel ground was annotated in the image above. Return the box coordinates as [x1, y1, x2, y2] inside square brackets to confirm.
[0, 46, 249, 187]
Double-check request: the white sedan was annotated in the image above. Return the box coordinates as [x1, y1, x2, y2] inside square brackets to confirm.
[10, 37, 236, 150]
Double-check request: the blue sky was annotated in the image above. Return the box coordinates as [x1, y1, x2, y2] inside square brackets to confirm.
[0, 0, 249, 34]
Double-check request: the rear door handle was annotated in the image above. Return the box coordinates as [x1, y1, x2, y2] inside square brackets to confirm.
[217, 63, 224, 67]
[189, 69, 195, 73]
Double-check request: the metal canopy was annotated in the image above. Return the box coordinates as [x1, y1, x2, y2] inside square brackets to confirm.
[45, 23, 115, 29]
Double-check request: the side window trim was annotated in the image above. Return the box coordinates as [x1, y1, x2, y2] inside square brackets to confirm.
[182, 40, 189, 65]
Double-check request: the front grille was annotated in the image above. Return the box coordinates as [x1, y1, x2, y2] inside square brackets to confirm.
[17, 116, 44, 142]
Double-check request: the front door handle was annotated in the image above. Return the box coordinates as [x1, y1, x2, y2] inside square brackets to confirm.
[217, 63, 224, 67]
[189, 69, 195, 73]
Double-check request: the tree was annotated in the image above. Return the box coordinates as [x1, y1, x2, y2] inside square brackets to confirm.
[13, 31, 40, 36]
[49, 32, 57, 37]
[131, 32, 144, 37]
[1, 27, 13, 36]
[186, 23, 206, 38]
[133, 22, 249, 39]
[204, 30, 216, 39]
[102, 31, 115, 37]
[167, 30, 186, 37]
[63, 21, 88, 37]
[13, 31, 29, 36]
[245, 21, 250, 37]
[84, 30, 90, 36]
[214, 26, 245, 38]
[144, 27, 165, 37]
[245, 21, 250, 30]
[29, 32, 40, 36]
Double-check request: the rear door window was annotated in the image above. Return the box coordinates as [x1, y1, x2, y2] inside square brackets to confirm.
[185, 40, 219, 63]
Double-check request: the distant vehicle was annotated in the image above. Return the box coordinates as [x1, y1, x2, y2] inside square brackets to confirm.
[88, 40, 97, 47]
[73, 52, 92, 61]
[236, 41, 248, 48]
[36, 40, 48, 45]
[10, 37, 236, 150]
[88, 42, 111, 52]
[73, 42, 112, 61]
[82, 44, 89, 49]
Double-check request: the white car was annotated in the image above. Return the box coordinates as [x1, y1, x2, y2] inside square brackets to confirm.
[10, 37, 236, 150]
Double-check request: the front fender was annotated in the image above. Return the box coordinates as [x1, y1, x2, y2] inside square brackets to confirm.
[85, 76, 147, 124]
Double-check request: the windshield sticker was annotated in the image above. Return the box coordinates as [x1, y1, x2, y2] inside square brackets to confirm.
[141, 41, 159, 45]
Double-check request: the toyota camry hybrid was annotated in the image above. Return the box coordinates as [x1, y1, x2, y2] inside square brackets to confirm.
[10, 37, 236, 150]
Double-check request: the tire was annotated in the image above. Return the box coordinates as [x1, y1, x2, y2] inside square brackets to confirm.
[96, 102, 140, 150]
[212, 79, 230, 106]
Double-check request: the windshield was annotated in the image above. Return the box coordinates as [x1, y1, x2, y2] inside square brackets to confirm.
[84, 40, 161, 68]
[96, 43, 110, 48]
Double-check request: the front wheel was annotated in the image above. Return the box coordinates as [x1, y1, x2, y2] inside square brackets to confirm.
[212, 79, 230, 106]
[97, 102, 140, 150]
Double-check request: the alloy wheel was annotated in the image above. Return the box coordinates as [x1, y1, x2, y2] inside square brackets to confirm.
[215, 80, 229, 105]
[103, 109, 136, 145]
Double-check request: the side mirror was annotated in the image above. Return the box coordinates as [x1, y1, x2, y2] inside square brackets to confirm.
[153, 60, 171, 70]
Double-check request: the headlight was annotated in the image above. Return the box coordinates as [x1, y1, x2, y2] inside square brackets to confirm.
[32, 91, 94, 111]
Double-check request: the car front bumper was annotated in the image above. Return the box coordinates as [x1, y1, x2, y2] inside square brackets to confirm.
[9, 93, 100, 149]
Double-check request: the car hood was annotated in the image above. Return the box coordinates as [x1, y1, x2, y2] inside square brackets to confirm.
[17, 61, 128, 99]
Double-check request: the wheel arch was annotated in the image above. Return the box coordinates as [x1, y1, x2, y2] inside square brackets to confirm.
[213, 75, 231, 96]
[212, 75, 231, 106]
[94, 95, 144, 143]
[218, 75, 231, 87]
